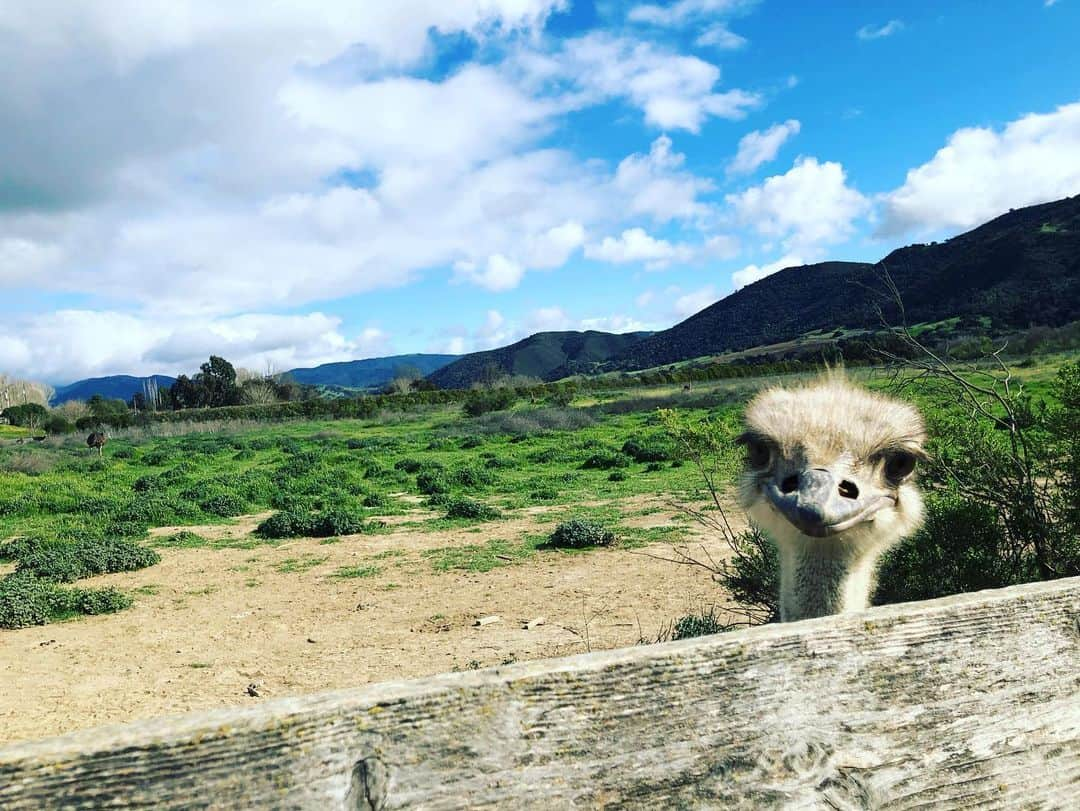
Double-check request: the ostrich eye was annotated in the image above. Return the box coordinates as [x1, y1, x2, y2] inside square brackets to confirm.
[742, 438, 772, 469]
[883, 451, 917, 482]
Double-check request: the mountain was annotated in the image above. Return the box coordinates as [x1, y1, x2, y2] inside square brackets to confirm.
[428, 331, 652, 390]
[52, 375, 177, 405]
[613, 195, 1080, 369]
[285, 354, 458, 390]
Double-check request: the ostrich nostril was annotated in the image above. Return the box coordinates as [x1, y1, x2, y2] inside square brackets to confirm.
[838, 480, 859, 500]
[780, 475, 798, 494]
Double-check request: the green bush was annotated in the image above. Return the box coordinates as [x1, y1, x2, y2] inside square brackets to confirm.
[16, 537, 160, 583]
[362, 492, 388, 509]
[200, 492, 248, 517]
[451, 465, 495, 489]
[394, 457, 424, 473]
[670, 607, 727, 640]
[464, 388, 517, 417]
[0, 572, 59, 628]
[621, 438, 672, 463]
[416, 470, 449, 495]
[444, 497, 502, 521]
[256, 508, 368, 539]
[607, 470, 628, 482]
[581, 451, 631, 470]
[548, 519, 616, 549]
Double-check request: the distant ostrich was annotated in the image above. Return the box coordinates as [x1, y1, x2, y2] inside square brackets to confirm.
[86, 431, 108, 456]
[737, 373, 927, 622]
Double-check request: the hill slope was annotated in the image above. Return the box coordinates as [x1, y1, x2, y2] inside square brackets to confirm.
[285, 354, 458, 390]
[616, 195, 1080, 369]
[52, 375, 177, 405]
[428, 331, 651, 390]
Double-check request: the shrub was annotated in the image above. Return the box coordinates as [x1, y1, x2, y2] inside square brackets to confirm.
[581, 451, 631, 470]
[45, 414, 76, 435]
[362, 492, 388, 509]
[548, 519, 616, 549]
[394, 457, 424, 474]
[416, 470, 449, 495]
[111, 447, 135, 459]
[460, 435, 484, 449]
[255, 510, 311, 539]
[607, 470, 628, 482]
[0, 572, 57, 628]
[670, 607, 727, 640]
[621, 438, 672, 463]
[16, 537, 160, 583]
[464, 388, 517, 417]
[256, 508, 368, 539]
[451, 465, 495, 489]
[201, 492, 248, 517]
[645, 462, 664, 472]
[444, 497, 502, 521]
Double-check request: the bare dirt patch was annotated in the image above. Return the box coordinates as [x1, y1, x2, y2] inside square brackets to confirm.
[0, 498, 743, 745]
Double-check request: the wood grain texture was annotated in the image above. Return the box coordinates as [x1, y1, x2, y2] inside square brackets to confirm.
[1, 577, 1077, 810]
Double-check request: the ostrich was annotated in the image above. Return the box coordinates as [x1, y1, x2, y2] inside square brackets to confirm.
[86, 431, 108, 456]
[737, 373, 927, 622]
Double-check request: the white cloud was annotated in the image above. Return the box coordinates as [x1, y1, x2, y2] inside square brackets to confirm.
[857, 20, 904, 40]
[879, 101, 1080, 236]
[728, 120, 801, 175]
[614, 136, 715, 223]
[453, 254, 526, 292]
[695, 24, 748, 50]
[727, 157, 869, 254]
[530, 34, 761, 132]
[586, 228, 695, 268]
[731, 253, 802, 289]
[628, 1, 755, 27]
[586, 227, 738, 269]
[0, 310, 380, 382]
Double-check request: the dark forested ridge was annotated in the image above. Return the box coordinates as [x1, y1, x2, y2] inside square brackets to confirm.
[285, 354, 458, 389]
[52, 375, 178, 406]
[613, 195, 1080, 369]
[427, 331, 652, 390]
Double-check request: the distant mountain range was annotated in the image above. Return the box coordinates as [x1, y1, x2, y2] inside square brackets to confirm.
[427, 330, 652, 390]
[50, 354, 458, 405]
[285, 354, 458, 389]
[613, 195, 1080, 370]
[52, 375, 178, 406]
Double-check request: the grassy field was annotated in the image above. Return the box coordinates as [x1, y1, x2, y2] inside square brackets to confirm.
[0, 358, 1072, 742]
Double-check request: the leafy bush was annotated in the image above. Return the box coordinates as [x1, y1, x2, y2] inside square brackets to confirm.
[670, 607, 727, 640]
[362, 492, 388, 509]
[464, 388, 517, 417]
[621, 438, 672, 463]
[581, 451, 631, 470]
[15, 537, 160, 583]
[451, 465, 495, 489]
[444, 497, 502, 521]
[0, 573, 60, 628]
[548, 519, 616, 549]
[200, 492, 248, 517]
[460, 435, 484, 449]
[416, 470, 449, 495]
[875, 495, 1014, 604]
[607, 470, 628, 482]
[255, 508, 368, 539]
[394, 457, 424, 473]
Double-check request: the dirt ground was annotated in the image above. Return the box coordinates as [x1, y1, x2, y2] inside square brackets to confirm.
[0, 498, 740, 745]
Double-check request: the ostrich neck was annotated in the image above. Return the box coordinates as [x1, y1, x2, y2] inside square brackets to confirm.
[778, 540, 883, 622]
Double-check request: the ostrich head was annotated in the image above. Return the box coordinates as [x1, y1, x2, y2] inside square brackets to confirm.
[737, 373, 927, 621]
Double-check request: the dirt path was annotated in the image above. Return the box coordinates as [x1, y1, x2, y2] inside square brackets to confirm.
[0, 499, 742, 745]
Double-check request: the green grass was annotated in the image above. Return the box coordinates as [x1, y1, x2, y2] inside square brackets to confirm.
[1, 357, 1069, 628]
[275, 555, 329, 574]
[330, 564, 381, 579]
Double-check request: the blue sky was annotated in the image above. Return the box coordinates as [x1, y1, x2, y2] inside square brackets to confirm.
[1, 1, 1079, 383]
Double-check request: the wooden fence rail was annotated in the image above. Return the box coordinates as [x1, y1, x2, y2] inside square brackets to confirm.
[1, 576, 1078, 809]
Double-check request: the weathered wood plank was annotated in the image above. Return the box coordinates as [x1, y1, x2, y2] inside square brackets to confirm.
[1, 577, 1077, 810]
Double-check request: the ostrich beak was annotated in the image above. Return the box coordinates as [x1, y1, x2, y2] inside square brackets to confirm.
[764, 468, 894, 538]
